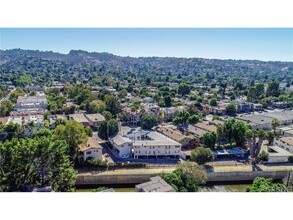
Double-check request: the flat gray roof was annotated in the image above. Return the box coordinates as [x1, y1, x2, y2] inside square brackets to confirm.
[268, 145, 292, 156]
[236, 114, 273, 125]
[135, 176, 175, 192]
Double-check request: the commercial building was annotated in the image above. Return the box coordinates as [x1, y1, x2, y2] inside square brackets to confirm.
[135, 176, 175, 192]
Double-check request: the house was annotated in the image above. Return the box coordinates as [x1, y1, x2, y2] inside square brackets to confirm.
[69, 114, 90, 127]
[157, 125, 196, 149]
[135, 176, 175, 192]
[84, 113, 105, 128]
[25, 85, 45, 92]
[6, 115, 45, 137]
[193, 122, 217, 133]
[47, 114, 67, 129]
[79, 136, 103, 162]
[109, 126, 182, 159]
[0, 117, 9, 125]
[121, 107, 141, 126]
[200, 103, 226, 115]
[23, 115, 44, 137]
[210, 119, 224, 126]
[159, 106, 185, 120]
[253, 103, 263, 111]
[273, 102, 288, 109]
[234, 99, 253, 113]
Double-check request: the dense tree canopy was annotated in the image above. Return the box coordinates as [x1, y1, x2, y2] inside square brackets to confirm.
[190, 147, 214, 165]
[52, 120, 88, 160]
[245, 177, 287, 192]
[141, 115, 158, 129]
[0, 131, 77, 192]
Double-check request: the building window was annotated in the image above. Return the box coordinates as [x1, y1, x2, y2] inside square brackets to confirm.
[86, 151, 92, 155]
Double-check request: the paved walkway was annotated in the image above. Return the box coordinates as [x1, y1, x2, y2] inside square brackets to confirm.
[78, 163, 293, 177]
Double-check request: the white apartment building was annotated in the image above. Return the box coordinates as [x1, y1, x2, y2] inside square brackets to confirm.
[109, 127, 182, 159]
[274, 137, 293, 154]
[12, 93, 47, 116]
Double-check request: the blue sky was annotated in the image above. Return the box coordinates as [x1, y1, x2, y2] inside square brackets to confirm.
[1, 28, 292, 61]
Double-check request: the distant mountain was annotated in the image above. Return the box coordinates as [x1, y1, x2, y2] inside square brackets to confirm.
[1, 49, 292, 76]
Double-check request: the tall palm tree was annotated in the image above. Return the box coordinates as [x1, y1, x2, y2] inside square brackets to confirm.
[158, 110, 165, 125]
[245, 129, 254, 161]
[216, 125, 223, 146]
[139, 107, 146, 128]
[104, 112, 112, 140]
[271, 118, 280, 135]
[255, 129, 266, 160]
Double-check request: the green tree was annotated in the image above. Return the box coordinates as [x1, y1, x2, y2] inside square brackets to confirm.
[164, 95, 172, 107]
[202, 132, 217, 149]
[105, 95, 121, 116]
[87, 100, 106, 113]
[29, 90, 37, 96]
[265, 131, 275, 145]
[258, 150, 269, 161]
[178, 83, 191, 96]
[209, 98, 218, 106]
[266, 81, 280, 97]
[247, 86, 257, 102]
[0, 137, 77, 192]
[256, 83, 265, 97]
[161, 162, 206, 192]
[190, 147, 214, 165]
[118, 89, 128, 99]
[0, 100, 13, 117]
[52, 120, 88, 160]
[187, 115, 200, 124]
[226, 103, 237, 116]
[97, 119, 119, 140]
[245, 177, 287, 192]
[141, 115, 158, 129]
[216, 125, 223, 146]
[271, 118, 280, 135]
[232, 120, 248, 147]
[223, 119, 236, 146]
[85, 127, 93, 137]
